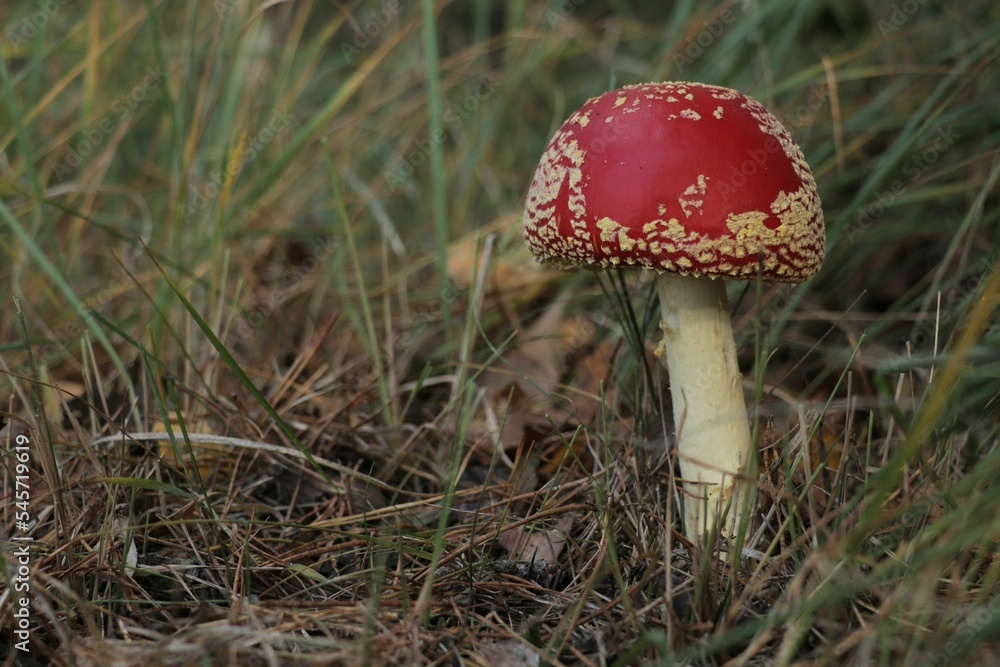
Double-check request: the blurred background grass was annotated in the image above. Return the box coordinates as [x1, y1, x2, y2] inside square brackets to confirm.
[2, 0, 1000, 665]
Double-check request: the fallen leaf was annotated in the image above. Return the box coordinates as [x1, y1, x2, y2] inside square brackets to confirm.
[496, 513, 576, 566]
[477, 301, 567, 453]
[149, 419, 228, 479]
[476, 640, 540, 667]
[445, 214, 555, 300]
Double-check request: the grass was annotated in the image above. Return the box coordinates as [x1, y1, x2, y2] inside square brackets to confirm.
[1, 0, 999, 665]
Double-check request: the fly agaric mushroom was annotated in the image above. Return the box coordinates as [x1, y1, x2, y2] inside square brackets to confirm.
[522, 82, 824, 545]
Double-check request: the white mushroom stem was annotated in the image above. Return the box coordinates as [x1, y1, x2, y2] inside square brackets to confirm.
[655, 273, 751, 545]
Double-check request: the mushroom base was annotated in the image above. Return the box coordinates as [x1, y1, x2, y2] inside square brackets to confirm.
[656, 273, 752, 547]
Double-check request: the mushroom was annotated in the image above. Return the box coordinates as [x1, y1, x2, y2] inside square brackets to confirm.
[522, 82, 825, 546]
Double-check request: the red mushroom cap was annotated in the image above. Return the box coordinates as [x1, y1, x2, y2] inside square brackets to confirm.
[523, 82, 825, 282]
